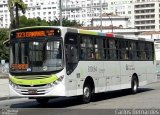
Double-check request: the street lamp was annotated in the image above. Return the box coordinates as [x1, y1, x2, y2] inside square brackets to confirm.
[99, 0, 113, 33]
[106, 13, 113, 33]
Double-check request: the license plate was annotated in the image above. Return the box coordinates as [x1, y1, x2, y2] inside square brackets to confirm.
[28, 89, 37, 95]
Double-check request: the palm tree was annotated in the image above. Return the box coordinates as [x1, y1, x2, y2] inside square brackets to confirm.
[8, 0, 27, 29]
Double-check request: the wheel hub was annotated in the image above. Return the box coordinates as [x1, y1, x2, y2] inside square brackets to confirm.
[84, 87, 90, 98]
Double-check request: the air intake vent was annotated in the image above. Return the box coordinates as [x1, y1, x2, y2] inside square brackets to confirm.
[15, 75, 50, 80]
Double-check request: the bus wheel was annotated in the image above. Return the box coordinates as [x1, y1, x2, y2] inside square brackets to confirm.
[131, 77, 138, 94]
[82, 84, 92, 103]
[36, 98, 49, 105]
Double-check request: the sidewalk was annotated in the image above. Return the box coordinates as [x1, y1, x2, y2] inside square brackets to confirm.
[0, 72, 16, 101]
[0, 72, 9, 79]
[0, 74, 19, 101]
[0, 78, 10, 101]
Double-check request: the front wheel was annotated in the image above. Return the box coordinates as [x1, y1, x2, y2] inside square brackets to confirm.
[131, 77, 138, 94]
[81, 84, 92, 104]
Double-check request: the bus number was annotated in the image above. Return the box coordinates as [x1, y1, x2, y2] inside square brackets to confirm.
[88, 66, 97, 72]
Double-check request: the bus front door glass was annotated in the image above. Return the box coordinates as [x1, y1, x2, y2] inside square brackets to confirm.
[65, 33, 79, 75]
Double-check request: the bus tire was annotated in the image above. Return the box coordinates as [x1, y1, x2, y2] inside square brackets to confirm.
[82, 83, 92, 104]
[131, 76, 138, 94]
[36, 98, 49, 105]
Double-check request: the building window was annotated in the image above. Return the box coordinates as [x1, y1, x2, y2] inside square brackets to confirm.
[128, 11, 131, 14]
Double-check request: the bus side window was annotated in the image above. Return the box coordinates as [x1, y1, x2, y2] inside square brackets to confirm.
[108, 38, 117, 60]
[80, 36, 94, 60]
[119, 40, 129, 60]
[94, 37, 104, 60]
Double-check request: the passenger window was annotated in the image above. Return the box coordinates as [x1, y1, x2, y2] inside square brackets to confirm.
[108, 39, 117, 60]
[94, 37, 105, 60]
[80, 36, 94, 60]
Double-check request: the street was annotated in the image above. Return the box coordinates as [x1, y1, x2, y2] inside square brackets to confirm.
[0, 81, 160, 115]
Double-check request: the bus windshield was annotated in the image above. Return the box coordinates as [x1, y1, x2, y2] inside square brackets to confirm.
[10, 39, 63, 74]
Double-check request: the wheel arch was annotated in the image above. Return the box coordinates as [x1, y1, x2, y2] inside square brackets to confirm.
[83, 76, 95, 93]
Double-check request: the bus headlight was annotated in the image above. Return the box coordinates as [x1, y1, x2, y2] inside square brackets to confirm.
[9, 80, 18, 89]
[47, 75, 64, 87]
[57, 75, 64, 82]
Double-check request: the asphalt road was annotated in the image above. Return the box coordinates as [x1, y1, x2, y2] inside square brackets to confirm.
[0, 81, 160, 115]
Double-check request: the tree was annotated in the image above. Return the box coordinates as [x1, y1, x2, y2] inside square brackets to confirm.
[19, 16, 49, 27]
[19, 16, 82, 27]
[48, 17, 83, 27]
[8, 0, 27, 29]
[0, 29, 9, 61]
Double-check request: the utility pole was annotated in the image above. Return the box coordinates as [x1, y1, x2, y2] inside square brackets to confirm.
[59, 0, 62, 26]
[100, 0, 102, 32]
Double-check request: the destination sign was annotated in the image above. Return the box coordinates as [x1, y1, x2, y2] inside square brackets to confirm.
[11, 64, 29, 70]
[12, 28, 61, 39]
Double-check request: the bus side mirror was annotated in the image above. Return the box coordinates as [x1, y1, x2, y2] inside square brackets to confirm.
[3, 39, 10, 47]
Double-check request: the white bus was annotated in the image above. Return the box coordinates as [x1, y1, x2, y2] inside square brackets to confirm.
[9, 26, 157, 104]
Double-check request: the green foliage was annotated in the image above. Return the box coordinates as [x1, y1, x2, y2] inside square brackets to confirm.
[0, 29, 9, 61]
[8, 0, 27, 14]
[8, 0, 27, 29]
[19, 16, 82, 28]
[19, 16, 49, 27]
[48, 18, 83, 27]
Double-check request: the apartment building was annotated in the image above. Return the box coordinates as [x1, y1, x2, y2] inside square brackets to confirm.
[134, 0, 160, 32]
[0, 0, 136, 28]
[0, 0, 9, 28]
[107, 0, 135, 27]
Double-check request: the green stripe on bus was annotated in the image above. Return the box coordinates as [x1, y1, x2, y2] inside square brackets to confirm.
[10, 74, 58, 86]
[79, 30, 98, 35]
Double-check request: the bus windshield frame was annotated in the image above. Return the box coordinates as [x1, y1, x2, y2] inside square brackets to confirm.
[9, 31, 64, 75]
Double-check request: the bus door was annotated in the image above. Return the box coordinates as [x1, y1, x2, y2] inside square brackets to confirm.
[65, 33, 79, 95]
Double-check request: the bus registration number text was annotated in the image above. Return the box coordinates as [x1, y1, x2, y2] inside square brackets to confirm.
[88, 66, 97, 72]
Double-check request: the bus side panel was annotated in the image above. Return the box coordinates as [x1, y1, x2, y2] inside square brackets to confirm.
[146, 61, 157, 84]
[104, 61, 121, 91]
[134, 61, 156, 86]
[65, 61, 105, 96]
[120, 61, 135, 89]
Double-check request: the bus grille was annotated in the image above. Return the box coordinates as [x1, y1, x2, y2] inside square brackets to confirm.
[15, 75, 50, 80]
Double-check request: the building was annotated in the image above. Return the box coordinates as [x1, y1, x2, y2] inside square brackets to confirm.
[0, 0, 160, 34]
[107, 0, 135, 28]
[25, 0, 60, 22]
[0, 0, 9, 28]
[91, 13, 130, 28]
[134, 0, 160, 32]
[0, 0, 134, 28]
[86, 13, 139, 37]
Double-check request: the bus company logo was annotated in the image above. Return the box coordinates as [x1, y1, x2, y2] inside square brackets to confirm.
[30, 82, 34, 86]
[1, 109, 18, 115]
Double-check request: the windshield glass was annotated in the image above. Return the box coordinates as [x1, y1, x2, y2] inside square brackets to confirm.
[10, 40, 63, 73]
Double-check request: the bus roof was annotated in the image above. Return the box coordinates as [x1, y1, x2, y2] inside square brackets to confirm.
[11, 26, 154, 42]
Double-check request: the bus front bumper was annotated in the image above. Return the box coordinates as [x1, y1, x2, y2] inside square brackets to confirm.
[9, 83, 66, 97]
